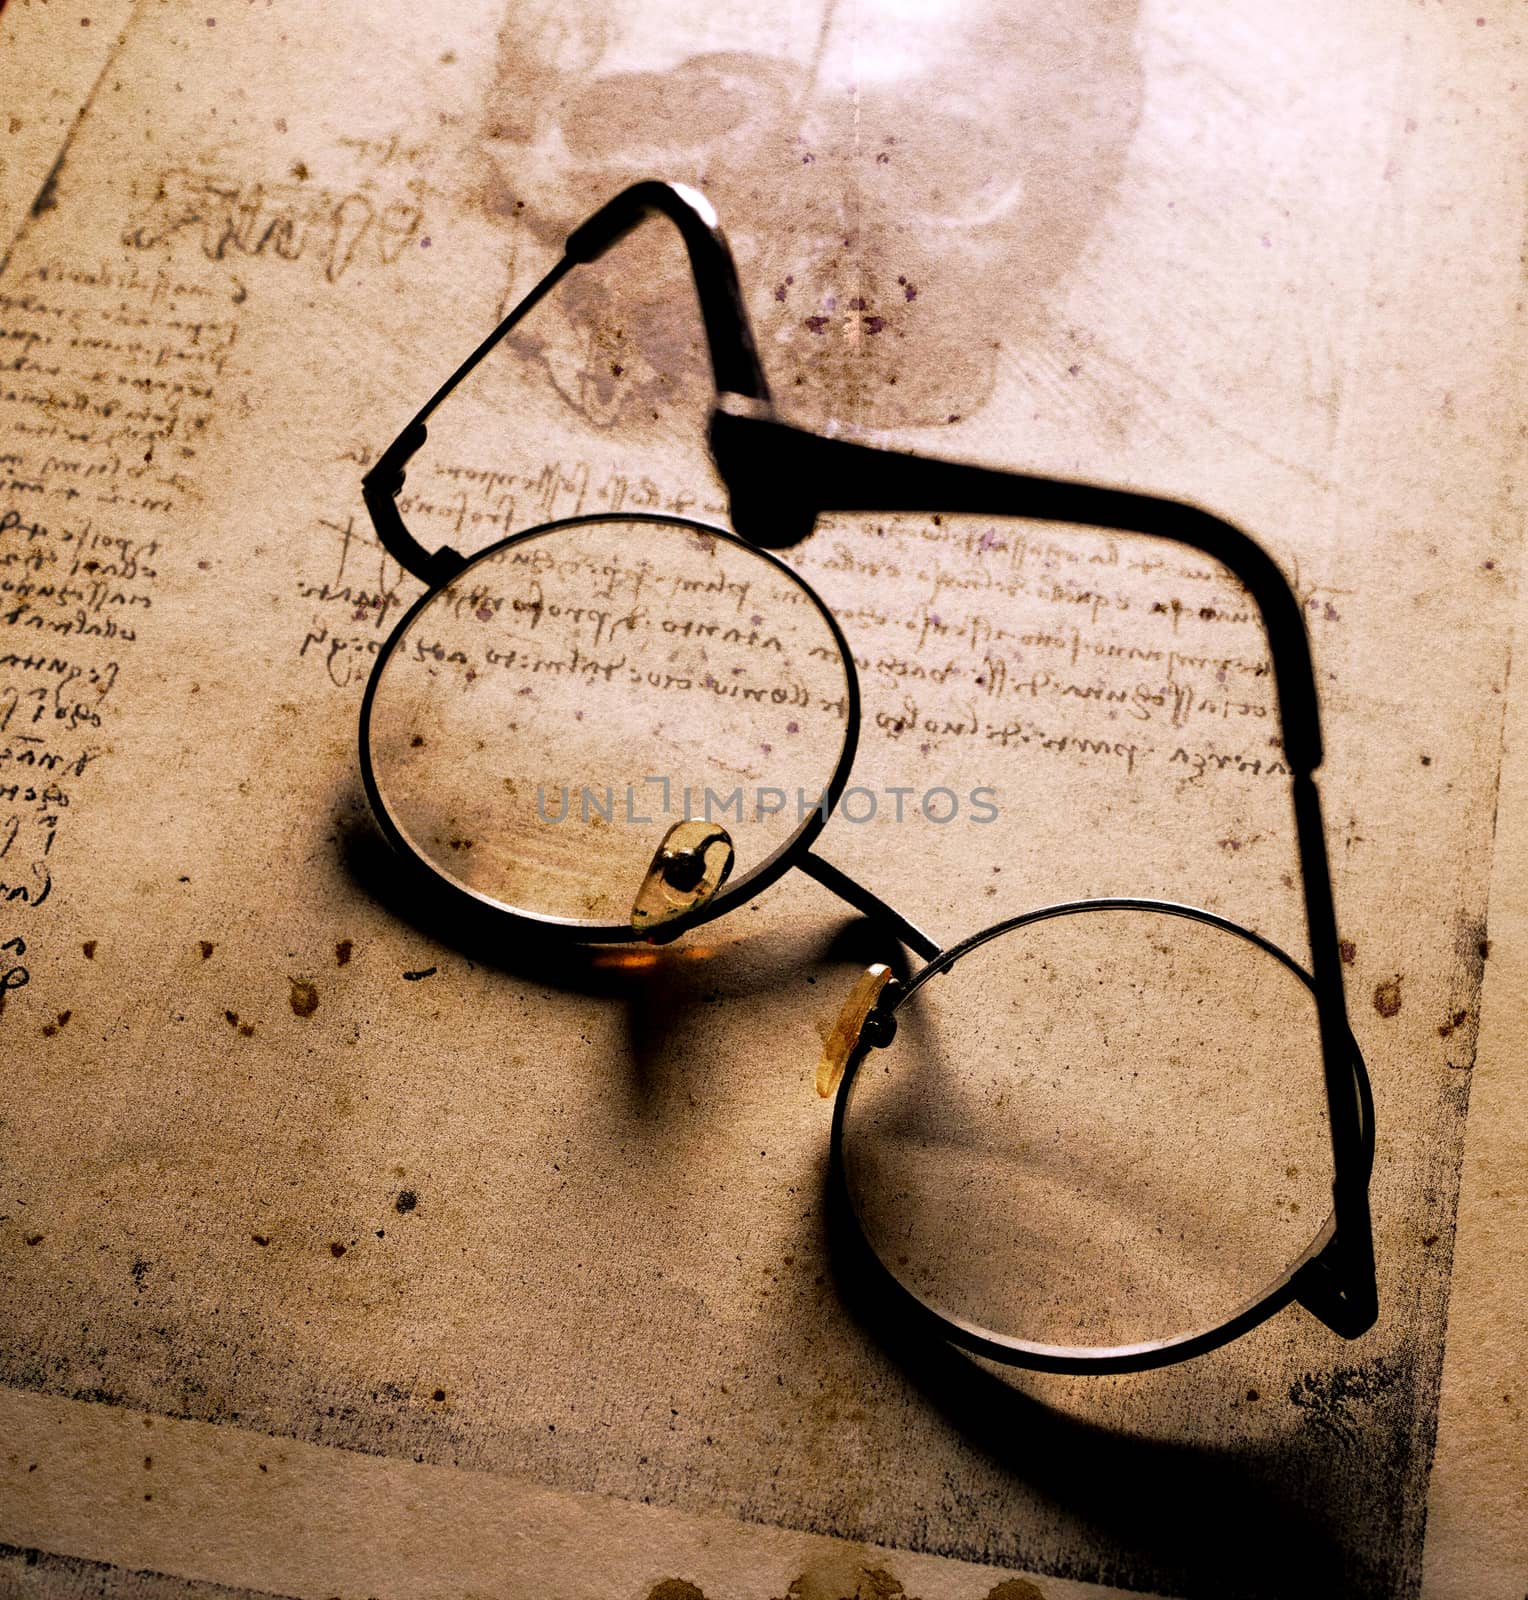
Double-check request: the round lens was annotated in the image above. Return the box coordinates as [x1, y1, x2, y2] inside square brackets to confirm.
[361, 515, 855, 933]
[836, 904, 1340, 1360]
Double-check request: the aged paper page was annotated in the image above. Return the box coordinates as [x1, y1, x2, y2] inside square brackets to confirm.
[0, 0, 132, 236]
[0, 3, 1523, 1599]
[1420, 555, 1528, 1597]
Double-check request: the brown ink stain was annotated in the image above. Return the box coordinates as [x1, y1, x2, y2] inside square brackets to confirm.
[24, 1233, 43, 1246]
[330, 1242, 347, 1258]
[1373, 977, 1403, 1018]
[402, 967, 436, 981]
[395, 1189, 418, 1214]
[1339, 939, 1356, 965]
[645, 1584, 705, 1600]
[40, 1009, 71, 1037]
[335, 939, 353, 966]
[431, 1388, 446, 1402]
[251, 1234, 269, 1247]
[475, 7, 1143, 433]
[288, 977, 319, 1018]
[199, 940, 215, 959]
[778, 1557, 920, 1600]
[1217, 832, 1264, 853]
[1288, 1355, 1402, 1445]
[1438, 1009, 1469, 1038]
[82, 940, 96, 959]
[290, 160, 310, 181]
[224, 1009, 255, 1037]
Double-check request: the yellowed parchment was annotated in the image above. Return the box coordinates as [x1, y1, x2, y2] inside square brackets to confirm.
[0, 2, 1523, 1598]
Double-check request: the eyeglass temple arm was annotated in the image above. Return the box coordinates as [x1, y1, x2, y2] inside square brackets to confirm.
[362, 181, 771, 585]
[711, 402, 1377, 1336]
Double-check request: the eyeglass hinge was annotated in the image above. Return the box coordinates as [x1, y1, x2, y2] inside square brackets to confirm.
[362, 420, 429, 497]
[1292, 1234, 1378, 1339]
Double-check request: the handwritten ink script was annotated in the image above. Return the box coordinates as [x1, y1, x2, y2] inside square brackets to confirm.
[298, 449, 1344, 800]
[0, 257, 243, 1010]
[124, 168, 423, 283]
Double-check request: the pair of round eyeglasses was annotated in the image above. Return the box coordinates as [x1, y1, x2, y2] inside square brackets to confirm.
[357, 181, 1376, 1375]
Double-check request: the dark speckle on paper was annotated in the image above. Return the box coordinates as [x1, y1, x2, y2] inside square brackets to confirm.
[336, 939, 353, 966]
[402, 966, 436, 981]
[288, 977, 319, 1018]
[395, 1189, 417, 1214]
[1438, 1009, 1468, 1039]
[1289, 1357, 1403, 1445]
[1373, 977, 1403, 1018]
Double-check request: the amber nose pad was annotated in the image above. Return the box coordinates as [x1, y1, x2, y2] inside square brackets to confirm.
[816, 964, 903, 1099]
[631, 820, 736, 941]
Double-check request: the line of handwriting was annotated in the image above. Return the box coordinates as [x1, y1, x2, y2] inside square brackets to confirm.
[123, 170, 423, 283]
